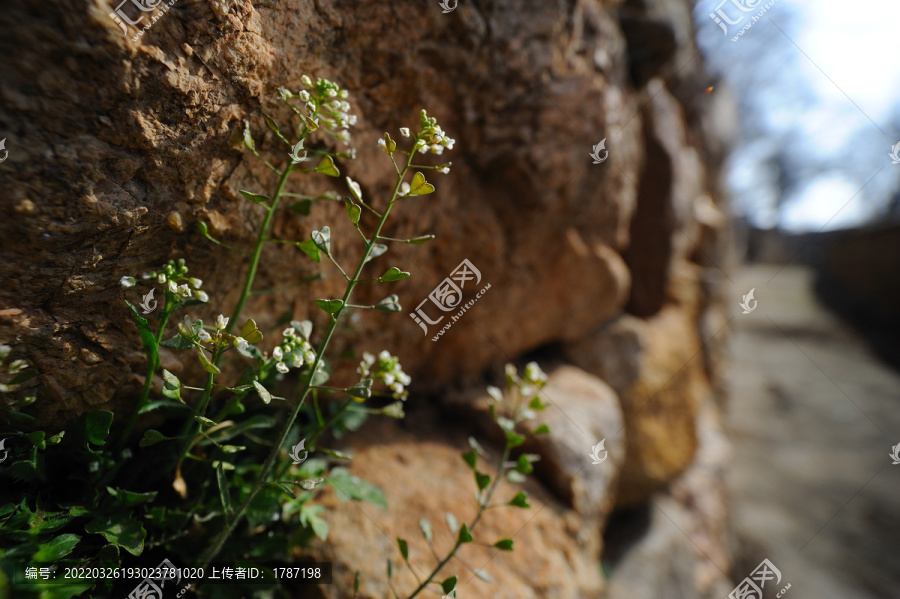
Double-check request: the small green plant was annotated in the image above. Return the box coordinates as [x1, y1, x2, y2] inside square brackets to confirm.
[0, 76, 453, 598]
[380, 362, 551, 599]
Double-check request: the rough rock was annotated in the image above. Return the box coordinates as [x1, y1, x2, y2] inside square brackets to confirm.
[300, 414, 606, 599]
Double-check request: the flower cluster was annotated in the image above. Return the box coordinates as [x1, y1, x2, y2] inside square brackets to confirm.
[279, 75, 356, 150]
[357, 350, 411, 400]
[271, 323, 318, 375]
[488, 361, 549, 424]
[0, 344, 29, 394]
[120, 258, 209, 304]
[414, 109, 455, 156]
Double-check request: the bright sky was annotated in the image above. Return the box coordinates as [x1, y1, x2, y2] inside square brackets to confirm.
[694, 0, 900, 232]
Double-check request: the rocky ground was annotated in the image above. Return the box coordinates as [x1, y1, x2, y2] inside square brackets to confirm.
[727, 264, 900, 598]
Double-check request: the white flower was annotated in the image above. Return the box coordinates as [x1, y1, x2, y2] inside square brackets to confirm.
[167, 280, 178, 293]
[301, 74, 312, 87]
[120, 276, 136, 288]
[417, 144, 428, 154]
[0, 345, 10, 359]
[346, 177, 363, 202]
[189, 278, 202, 289]
[304, 350, 316, 365]
[377, 138, 387, 150]
[272, 347, 283, 361]
[276, 361, 289, 374]
[363, 352, 375, 365]
[381, 402, 405, 417]
[178, 284, 192, 298]
[378, 350, 390, 361]
[345, 148, 357, 159]
[348, 115, 358, 126]
[487, 385, 503, 403]
[158, 273, 167, 284]
[390, 382, 404, 394]
[398, 372, 411, 386]
[291, 354, 303, 368]
[216, 314, 229, 330]
[443, 137, 455, 149]
[8, 360, 27, 374]
[277, 87, 290, 101]
[196, 290, 209, 303]
[326, 88, 337, 97]
[330, 100, 341, 111]
[339, 89, 348, 98]
[524, 361, 547, 384]
[305, 101, 316, 113]
[430, 144, 444, 155]
[400, 182, 410, 196]
[383, 373, 395, 386]
[520, 384, 535, 399]
[399, 127, 410, 137]
[234, 337, 248, 351]
[433, 132, 444, 143]
[298, 90, 310, 102]
[340, 101, 350, 112]
[282, 327, 296, 338]
[337, 130, 351, 144]
[89, 461, 100, 473]
[440, 166, 450, 174]
[198, 329, 211, 342]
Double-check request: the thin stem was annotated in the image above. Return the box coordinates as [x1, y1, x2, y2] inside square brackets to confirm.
[199, 146, 417, 567]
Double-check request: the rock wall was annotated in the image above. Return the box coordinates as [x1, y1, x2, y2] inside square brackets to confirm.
[0, 0, 737, 596]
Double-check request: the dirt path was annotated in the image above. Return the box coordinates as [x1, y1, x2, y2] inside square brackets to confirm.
[726, 264, 900, 598]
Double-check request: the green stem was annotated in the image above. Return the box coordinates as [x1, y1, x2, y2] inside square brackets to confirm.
[227, 166, 293, 336]
[199, 145, 417, 567]
[405, 444, 511, 599]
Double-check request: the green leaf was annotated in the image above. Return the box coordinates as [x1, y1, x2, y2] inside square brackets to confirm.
[327, 468, 387, 508]
[207, 414, 276, 442]
[505, 431, 525, 448]
[217, 462, 232, 515]
[374, 294, 401, 313]
[197, 349, 221, 374]
[458, 523, 473, 544]
[514, 454, 534, 474]
[462, 450, 477, 470]
[347, 379, 372, 400]
[139, 429, 170, 447]
[383, 132, 396, 152]
[354, 570, 360, 596]
[287, 199, 313, 215]
[296, 239, 321, 262]
[445, 511, 459, 533]
[314, 155, 340, 177]
[311, 226, 332, 254]
[365, 243, 388, 263]
[26, 431, 46, 450]
[419, 518, 432, 542]
[299, 504, 329, 541]
[239, 190, 270, 204]
[241, 318, 264, 344]
[441, 576, 457, 593]
[194, 415, 217, 428]
[82, 411, 114, 447]
[493, 538, 514, 551]
[509, 491, 530, 508]
[161, 369, 181, 389]
[85, 514, 146, 556]
[138, 399, 188, 414]
[125, 300, 158, 369]
[380, 267, 410, 282]
[386, 558, 393, 580]
[344, 199, 361, 224]
[397, 538, 409, 562]
[242, 120, 256, 152]
[408, 234, 436, 245]
[160, 334, 195, 350]
[475, 471, 491, 491]
[262, 112, 290, 145]
[317, 447, 352, 460]
[315, 298, 344, 314]
[33, 534, 80, 562]
[533, 424, 550, 435]
[408, 171, 435, 196]
[253, 381, 272, 404]
[528, 396, 546, 410]
[106, 487, 158, 506]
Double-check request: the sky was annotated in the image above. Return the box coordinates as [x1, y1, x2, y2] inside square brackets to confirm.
[693, 0, 900, 232]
